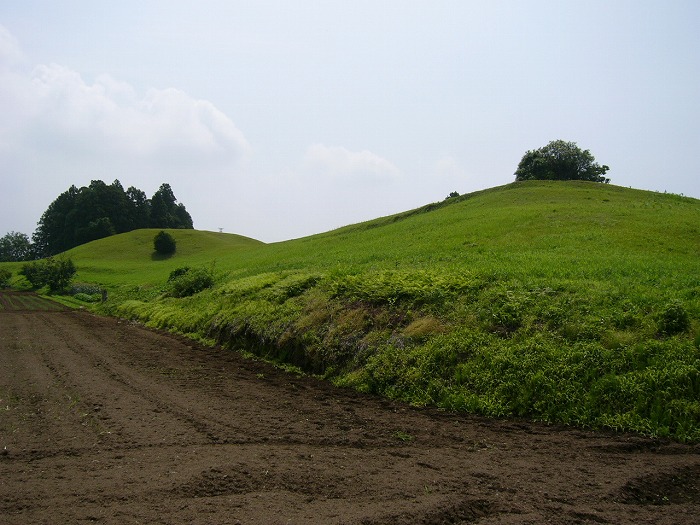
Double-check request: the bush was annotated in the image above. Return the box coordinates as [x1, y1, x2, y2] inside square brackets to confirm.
[20, 257, 77, 293]
[166, 267, 214, 298]
[153, 231, 176, 255]
[73, 292, 101, 303]
[71, 283, 104, 295]
[0, 267, 12, 288]
[168, 266, 191, 281]
[658, 301, 690, 335]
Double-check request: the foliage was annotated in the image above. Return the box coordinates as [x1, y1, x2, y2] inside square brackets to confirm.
[165, 266, 214, 298]
[70, 283, 104, 295]
[58, 181, 700, 440]
[0, 268, 11, 288]
[69, 283, 103, 303]
[20, 257, 77, 293]
[658, 301, 690, 335]
[154, 231, 177, 256]
[515, 140, 610, 183]
[150, 183, 193, 229]
[168, 266, 191, 281]
[32, 179, 193, 257]
[73, 292, 102, 303]
[0, 231, 33, 262]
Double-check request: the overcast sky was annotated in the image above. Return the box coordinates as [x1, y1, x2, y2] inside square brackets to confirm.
[1, 1, 698, 242]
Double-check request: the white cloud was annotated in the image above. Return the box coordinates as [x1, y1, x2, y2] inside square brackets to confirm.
[0, 25, 23, 65]
[302, 143, 399, 180]
[21, 63, 250, 163]
[0, 25, 251, 236]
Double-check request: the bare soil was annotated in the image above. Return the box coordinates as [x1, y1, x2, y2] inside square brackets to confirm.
[1, 294, 698, 524]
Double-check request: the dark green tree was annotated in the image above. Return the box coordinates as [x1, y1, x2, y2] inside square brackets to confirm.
[514, 140, 610, 183]
[126, 186, 150, 230]
[75, 217, 116, 245]
[33, 185, 80, 257]
[149, 184, 175, 228]
[33, 180, 193, 256]
[153, 230, 176, 256]
[20, 257, 76, 293]
[150, 183, 193, 229]
[0, 231, 33, 262]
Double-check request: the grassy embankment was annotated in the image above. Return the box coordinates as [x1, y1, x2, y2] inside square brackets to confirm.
[4, 181, 700, 440]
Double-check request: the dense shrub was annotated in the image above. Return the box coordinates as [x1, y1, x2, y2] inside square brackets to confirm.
[166, 266, 214, 297]
[168, 266, 191, 281]
[20, 257, 77, 293]
[0, 267, 12, 288]
[71, 283, 104, 295]
[73, 292, 101, 303]
[658, 301, 690, 335]
[153, 231, 176, 255]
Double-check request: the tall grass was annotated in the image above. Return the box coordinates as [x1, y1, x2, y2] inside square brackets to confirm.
[5, 181, 699, 440]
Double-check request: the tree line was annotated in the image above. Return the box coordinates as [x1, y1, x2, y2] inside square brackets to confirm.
[1, 180, 193, 260]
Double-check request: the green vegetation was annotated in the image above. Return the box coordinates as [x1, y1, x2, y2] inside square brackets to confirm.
[20, 257, 77, 293]
[515, 140, 610, 183]
[30, 180, 192, 257]
[0, 231, 33, 262]
[0, 267, 11, 288]
[165, 266, 214, 298]
[3, 181, 699, 441]
[154, 230, 177, 256]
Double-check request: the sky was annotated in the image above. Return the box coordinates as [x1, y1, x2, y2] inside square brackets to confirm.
[1, 1, 699, 243]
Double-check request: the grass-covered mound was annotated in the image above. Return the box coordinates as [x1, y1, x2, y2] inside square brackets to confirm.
[9, 181, 699, 440]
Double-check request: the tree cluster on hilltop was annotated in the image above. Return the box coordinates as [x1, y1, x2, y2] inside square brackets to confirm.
[514, 140, 610, 183]
[28, 180, 193, 257]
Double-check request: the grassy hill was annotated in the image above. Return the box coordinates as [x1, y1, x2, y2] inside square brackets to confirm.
[5, 181, 700, 440]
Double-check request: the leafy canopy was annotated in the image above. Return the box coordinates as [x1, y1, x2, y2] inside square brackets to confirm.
[20, 257, 77, 293]
[153, 230, 177, 256]
[0, 231, 33, 262]
[32, 180, 193, 257]
[515, 140, 610, 183]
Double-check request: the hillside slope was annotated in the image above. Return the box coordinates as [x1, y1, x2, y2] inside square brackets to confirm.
[12, 181, 700, 440]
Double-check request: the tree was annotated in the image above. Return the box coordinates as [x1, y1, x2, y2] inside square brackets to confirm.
[0, 231, 33, 262]
[126, 186, 150, 230]
[514, 140, 610, 183]
[20, 257, 76, 293]
[33, 185, 80, 257]
[150, 183, 193, 229]
[75, 217, 116, 245]
[153, 230, 176, 256]
[33, 180, 193, 256]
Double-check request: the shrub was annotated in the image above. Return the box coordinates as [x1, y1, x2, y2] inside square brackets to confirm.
[168, 266, 191, 281]
[153, 231, 176, 255]
[20, 257, 77, 293]
[73, 292, 101, 303]
[70, 283, 103, 295]
[658, 301, 690, 335]
[0, 267, 12, 288]
[166, 266, 214, 297]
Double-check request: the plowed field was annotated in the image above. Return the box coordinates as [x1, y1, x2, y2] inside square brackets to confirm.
[1, 292, 698, 524]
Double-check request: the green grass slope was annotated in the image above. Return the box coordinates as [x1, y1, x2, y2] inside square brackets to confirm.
[7, 181, 700, 440]
[65, 228, 264, 289]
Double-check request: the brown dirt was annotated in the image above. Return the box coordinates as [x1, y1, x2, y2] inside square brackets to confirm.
[1, 298, 699, 524]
